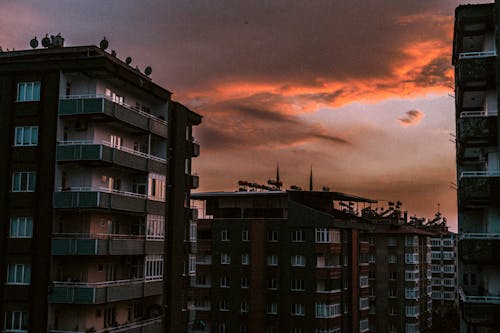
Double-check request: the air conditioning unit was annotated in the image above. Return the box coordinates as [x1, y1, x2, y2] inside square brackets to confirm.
[74, 121, 87, 131]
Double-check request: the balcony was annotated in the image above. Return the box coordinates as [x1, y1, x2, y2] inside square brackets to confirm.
[459, 51, 497, 60]
[460, 234, 500, 263]
[460, 287, 500, 326]
[459, 171, 500, 205]
[187, 140, 200, 157]
[48, 279, 162, 304]
[58, 95, 167, 138]
[56, 141, 166, 174]
[186, 174, 200, 189]
[51, 234, 149, 256]
[48, 317, 162, 333]
[458, 114, 497, 146]
[456, 54, 496, 86]
[53, 187, 165, 214]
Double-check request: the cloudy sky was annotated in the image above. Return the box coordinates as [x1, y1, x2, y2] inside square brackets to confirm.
[2, 0, 490, 230]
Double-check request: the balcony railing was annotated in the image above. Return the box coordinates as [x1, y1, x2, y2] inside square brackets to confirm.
[51, 233, 147, 255]
[60, 94, 167, 125]
[461, 171, 500, 179]
[459, 287, 500, 304]
[460, 232, 500, 240]
[58, 140, 166, 163]
[48, 316, 162, 333]
[459, 51, 497, 59]
[460, 110, 498, 118]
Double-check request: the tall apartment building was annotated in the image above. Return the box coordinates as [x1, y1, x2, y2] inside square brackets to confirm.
[0, 37, 201, 332]
[429, 231, 458, 333]
[453, 2, 500, 332]
[191, 190, 375, 333]
[362, 216, 434, 333]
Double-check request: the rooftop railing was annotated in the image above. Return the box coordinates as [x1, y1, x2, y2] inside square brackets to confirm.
[60, 94, 167, 125]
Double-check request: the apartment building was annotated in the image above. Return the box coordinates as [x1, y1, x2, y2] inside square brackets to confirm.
[429, 231, 458, 333]
[362, 219, 434, 333]
[0, 37, 201, 332]
[191, 190, 375, 333]
[453, 2, 500, 332]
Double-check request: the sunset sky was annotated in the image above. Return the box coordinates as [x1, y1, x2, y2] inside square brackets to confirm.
[1, 0, 490, 230]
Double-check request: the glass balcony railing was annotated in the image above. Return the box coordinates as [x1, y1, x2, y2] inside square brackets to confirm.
[51, 233, 148, 256]
[58, 95, 167, 138]
[48, 317, 162, 333]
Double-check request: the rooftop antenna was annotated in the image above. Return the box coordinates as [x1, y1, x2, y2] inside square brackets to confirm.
[309, 166, 313, 191]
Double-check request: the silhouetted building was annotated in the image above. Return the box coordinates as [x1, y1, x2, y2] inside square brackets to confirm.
[453, 2, 500, 332]
[0, 38, 201, 332]
[191, 190, 375, 333]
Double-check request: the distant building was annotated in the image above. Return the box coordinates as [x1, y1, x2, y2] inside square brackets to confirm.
[453, 2, 500, 332]
[191, 190, 374, 333]
[430, 231, 458, 333]
[0, 36, 201, 332]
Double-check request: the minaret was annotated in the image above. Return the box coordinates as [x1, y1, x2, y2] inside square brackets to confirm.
[309, 166, 313, 191]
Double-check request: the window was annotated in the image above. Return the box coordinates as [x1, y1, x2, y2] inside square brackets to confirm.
[359, 276, 369, 288]
[6, 264, 31, 285]
[405, 253, 419, 264]
[220, 275, 230, 288]
[291, 255, 306, 267]
[405, 270, 419, 281]
[221, 253, 231, 265]
[110, 135, 122, 148]
[221, 229, 230, 241]
[9, 217, 33, 238]
[11, 172, 36, 192]
[315, 228, 340, 243]
[291, 279, 305, 291]
[405, 287, 420, 299]
[388, 271, 397, 280]
[359, 297, 369, 310]
[4, 310, 28, 332]
[388, 288, 396, 298]
[388, 254, 397, 263]
[405, 305, 419, 317]
[17, 82, 40, 101]
[360, 319, 369, 332]
[241, 300, 249, 313]
[267, 303, 278, 314]
[219, 323, 227, 333]
[267, 255, 279, 266]
[241, 253, 250, 265]
[291, 303, 305, 316]
[406, 323, 419, 333]
[267, 278, 278, 290]
[189, 222, 197, 242]
[388, 306, 397, 315]
[405, 235, 418, 246]
[267, 230, 279, 242]
[148, 174, 165, 201]
[316, 329, 341, 333]
[240, 325, 248, 333]
[241, 276, 249, 288]
[242, 229, 249, 241]
[188, 254, 196, 276]
[146, 215, 164, 240]
[315, 303, 341, 318]
[387, 237, 396, 246]
[145, 255, 163, 281]
[14, 127, 38, 146]
[219, 300, 229, 311]
[290, 329, 304, 333]
[291, 230, 305, 242]
[196, 275, 208, 287]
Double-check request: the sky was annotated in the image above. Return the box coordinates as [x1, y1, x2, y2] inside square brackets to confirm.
[1, 0, 492, 231]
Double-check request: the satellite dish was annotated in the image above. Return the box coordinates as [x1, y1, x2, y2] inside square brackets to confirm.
[145, 66, 152, 76]
[125, 57, 132, 65]
[111, 50, 116, 57]
[41, 34, 51, 48]
[99, 37, 109, 50]
[30, 37, 38, 49]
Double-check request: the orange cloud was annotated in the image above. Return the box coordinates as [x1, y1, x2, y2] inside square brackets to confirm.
[398, 110, 426, 127]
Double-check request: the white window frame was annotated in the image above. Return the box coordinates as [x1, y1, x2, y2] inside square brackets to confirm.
[221, 253, 231, 265]
[291, 303, 305, 316]
[242, 229, 249, 241]
[14, 126, 38, 146]
[145, 255, 163, 281]
[291, 279, 305, 291]
[291, 255, 306, 267]
[219, 300, 230, 311]
[11, 172, 36, 192]
[3, 310, 28, 332]
[267, 255, 279, 266]
[241, 253, 250, 265]
[6, 264, 31, 285]
[221, 229, 230, 241]
[146, 215, 164, 240]
[17, 81, 40, 102]
[9, 217, 33, 238]
[267, 230, 279, 242]
[291, 230, 305, 242]
[267, 303, 278, 314]
[220, 275, 230, 288]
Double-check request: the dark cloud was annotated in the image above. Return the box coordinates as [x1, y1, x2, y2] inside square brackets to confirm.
[398, 110, 425, 126]
[408, 57, 453, 88]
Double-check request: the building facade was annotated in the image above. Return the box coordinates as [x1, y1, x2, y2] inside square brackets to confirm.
[362, 217, 434, 333]
[453, 2, 500, 332]
[430, 232, 458, 333]
[191, 190, 375, 333]
[0, 38, 201, 332]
